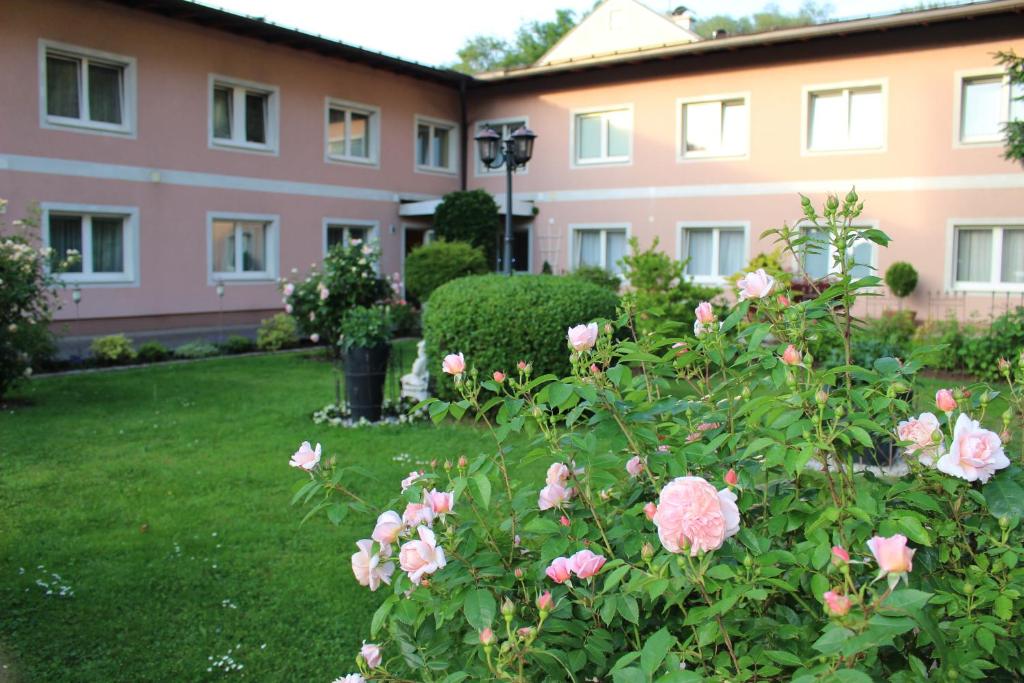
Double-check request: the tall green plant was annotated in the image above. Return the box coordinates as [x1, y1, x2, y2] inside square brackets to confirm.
[996, 50, 1024, 164]
[432, 190, 500, 264]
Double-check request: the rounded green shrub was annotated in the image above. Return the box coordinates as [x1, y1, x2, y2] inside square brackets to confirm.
[404, 241, 489, 303]
[173, 341, 220, 359]
[884, 261, 919, 298]
[432, 189, 500, 260]
[567, 265, 621, 293]
[89, 334, 136, 366]
[423, 274, 619, 400]
[257, 313, 299, 351]
[136, 340, 171, 363]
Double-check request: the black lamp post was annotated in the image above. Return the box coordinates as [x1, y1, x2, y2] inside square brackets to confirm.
[474, 125, 537, 275]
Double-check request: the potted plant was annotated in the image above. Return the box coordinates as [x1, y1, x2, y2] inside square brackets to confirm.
[339, 305, 393, 422]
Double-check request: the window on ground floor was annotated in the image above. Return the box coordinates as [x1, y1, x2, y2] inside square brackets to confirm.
[953, 224, 1024, 290]
[209, 214, 278, 281]
[572, 226, 627, 274]
[680, 225, 747, 282]
[325, 221, 376, 253]
[44, 204, 137, 285]
[801, 227, 875, 281]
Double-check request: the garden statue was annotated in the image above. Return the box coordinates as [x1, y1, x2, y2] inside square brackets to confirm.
[400, 339, 429, 402]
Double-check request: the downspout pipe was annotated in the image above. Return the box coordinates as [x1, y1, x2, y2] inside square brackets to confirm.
[459, 78, 468, 191]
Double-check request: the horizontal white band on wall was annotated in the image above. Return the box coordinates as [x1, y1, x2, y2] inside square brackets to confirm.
[494, 172, 1024, 204]
[0, 154, 438, 203]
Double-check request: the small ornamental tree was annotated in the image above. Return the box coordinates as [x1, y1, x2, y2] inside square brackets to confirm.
[0, 201, 66, 400]
[432, 190, 501, 264]
[290, 191, 1024, 681]
[280, 240, 392, 352]
[996, 50, 1024, 164]
[885, 261, 919, 309]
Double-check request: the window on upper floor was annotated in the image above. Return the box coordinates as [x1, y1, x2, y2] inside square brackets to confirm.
[959, 73, 1024, 145]
[574, 108, 632, 166]
[43, 204, 138, 285]
[209, 214, 278, 281]
[40, 41, 136, 136]
[680, 225, 747, 283]
[679, 96, 749, 159]
[475, 118, 528, 175]
[806, 83, 885, 153]
[801, 227, 876, 281]
[953, 224, 1024, 290]
[209, 76, 278, 154]
[415, 116, 458, 174]
[326, 99, 379, 165]
[572, 225, 627, 274]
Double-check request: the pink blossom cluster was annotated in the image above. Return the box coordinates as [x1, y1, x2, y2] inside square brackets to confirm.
[538, 462, 579, 510]
[545, 549, 607, 583]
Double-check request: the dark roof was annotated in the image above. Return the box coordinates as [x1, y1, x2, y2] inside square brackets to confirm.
[105, 0, 470, 87]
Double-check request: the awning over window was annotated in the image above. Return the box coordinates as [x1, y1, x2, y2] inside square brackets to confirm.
[398, 199, 535, 218]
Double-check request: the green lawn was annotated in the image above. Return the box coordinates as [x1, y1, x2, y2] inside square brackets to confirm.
[0, 349, 492, 681]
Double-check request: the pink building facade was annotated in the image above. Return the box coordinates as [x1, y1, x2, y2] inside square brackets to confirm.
[1, 0, 1023, 334]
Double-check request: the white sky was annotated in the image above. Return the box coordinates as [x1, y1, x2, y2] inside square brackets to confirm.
[194, 0, 966, 67]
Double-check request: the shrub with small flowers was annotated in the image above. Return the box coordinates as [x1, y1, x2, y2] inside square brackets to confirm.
[1, 202, 67, 400]
[292, 192, 1024, 681]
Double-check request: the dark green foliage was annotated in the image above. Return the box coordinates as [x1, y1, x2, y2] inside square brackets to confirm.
[136, 340, 171, 363]
[959, 307, 1024, 380]
[220, 335, 256, 355]
[694, 1, 830, 38]
[257, 313, 299, 352]
[173, 340, 220, 359]
[89, 334, 136, 366]
[885, 261, 919, 298]
[451, 8, 577, 73]
[822, 313, 918, 368]
[431, 190, 500, 262]
[996, 50, 1024, 164]
[390, 302, 421, 337]
[339, 306, 393, 352]
[423, 274, 619, 400]
[567, 265, 622, 293]
[913, 318, 971, 371]
[404, 241, 489, 303]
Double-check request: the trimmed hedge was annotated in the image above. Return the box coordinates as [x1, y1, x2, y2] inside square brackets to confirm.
[405, 241, 489, 303]
[423, 274, 619, 400]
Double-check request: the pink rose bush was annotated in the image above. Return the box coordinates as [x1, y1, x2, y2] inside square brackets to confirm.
[289, 192, 1024, 681]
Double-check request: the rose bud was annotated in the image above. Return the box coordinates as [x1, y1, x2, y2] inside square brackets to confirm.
[644, 502, 657, 521]
[724, 469, 738, 487]
[536, 591, 553, 612]
[831, 546, 850, 565]
[493, 371, 506, 383]
[479, 627, 495, 646]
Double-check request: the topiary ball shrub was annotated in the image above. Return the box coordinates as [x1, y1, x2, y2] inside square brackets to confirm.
[884, 261, 919, 299]
[423, 274, 619, 400]
[432, 189, 500, 261]
[404, 241, 489, 303]
[89, 334, 136, 366]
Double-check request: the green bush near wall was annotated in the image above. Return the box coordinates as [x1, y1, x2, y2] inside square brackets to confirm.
[423, 274, 619, 400]
[404, 241, 489, 303]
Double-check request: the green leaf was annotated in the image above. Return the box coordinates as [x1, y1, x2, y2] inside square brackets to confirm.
[764, 649, 804, 667]
[612, 667, 646, 683]
[812, 625, 855, 655]
[640, 628, 675, 674]
[984, 475, 1024, 521]
[463, 589, 496, 631]
[847, 425, 873, 449]
[831, 670, 874, 683]
[893, 515, 932, 546]
[326, 503, 348, 525]
[881, 589, 933, 614]
[370, 597, 395, 636]
[470, 473, 492, 509]
[976, 626, 995, 654]
[994, 595, 1014, 621]
[547, 382, 574, 409]
[617, 595, 640, 624]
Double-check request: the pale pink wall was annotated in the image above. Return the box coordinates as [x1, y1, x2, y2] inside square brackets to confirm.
[0, 0, 462, 323]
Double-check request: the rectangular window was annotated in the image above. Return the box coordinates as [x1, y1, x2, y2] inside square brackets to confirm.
[415, 117, 457, 173]
[209, 76, 278, 153]
[475, 119, 528, 175]
[326, 223, 371, 252]
[680, 225, 746, 282]
[953, 225, 1024, 289]
[326, 99, 379, 165]
[801, 228, 876, 281]
[572, 226, 627, 274]
[680, 97, 748, 159]
[43, 205, 137, 284]
[806, 84, 884, 152]
[959, 73, 1024, 144]
[208, 214, 278, 281]
[40, 41, 135, 135]
[574, 108, 632, 165]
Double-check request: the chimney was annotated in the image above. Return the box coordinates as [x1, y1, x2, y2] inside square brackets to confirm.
[669, 5, 693, 31]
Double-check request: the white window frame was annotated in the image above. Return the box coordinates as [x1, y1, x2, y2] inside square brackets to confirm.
[324, 97, 380, 167]
[208, 74, 279, 155]
[676, 93, 751, 162]
[474, 116, 530, 177]
[38, 39, 137, 138]
[40, 202, 139, 286]
[801, 79, 888, 155]
[414, 115, 458, 175]
[676, 221, 750, 284]
[323, 218, 380, 255]
[567, 223, 631, 273]
[954, 68, 1021, 148]
[570, 105, 633, 168]
[206, 211, 279, 284]
[946, 218, 1024, 293]
[799, 220, 879, 280]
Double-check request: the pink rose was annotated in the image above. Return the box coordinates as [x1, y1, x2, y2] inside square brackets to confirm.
[400, 470, 423, 492]
[536, 590, 553, 611]
[657, 444, 670, 453]
[935, 389, 956, 413]
[360, 642, 381, 669]
[652, 476, 740, 556]
[568, 549, 606, 579]
[309, 311, 316, 322]
[823, 590, 852, 616]
[559, 515, 570, 527]
[310, 333, 320, 343]
[625, 456, 644, 477]
[351, 539, 394, 591]
[538, 483, 572, 510]
[545, 556, 572, 583]
[567, 322, 599, 352]
[896, 412, 943, 466]
[372, 510, 403, 545]
[479, 627, 495, 645]
[724, 469, 738, 487]
[936, 413, 1009, 483]
[283, 282, 295, 296]
[319, 286, 330, 301]
[831, 546, 850, 565]
[493, 371, 505, 383]
[289, 441, 321, 471]
[402, 502, 434, 527]
[517, 360, 528, 371]
[781, 344, 801, 366]
[546, 462, 570, 486]
[442, 353, 465, 376]
[284, 303, 293, 314]
[425, 489, 454, 515]
[398, 526, 447, 584]
[867, 534, 914, 576]
[737, 268, 775, 301]
[695, 301, 715, 324]
[643, 502, 657, 520]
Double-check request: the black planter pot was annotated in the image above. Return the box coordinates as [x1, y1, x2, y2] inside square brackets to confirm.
[344, 344, 391, 422]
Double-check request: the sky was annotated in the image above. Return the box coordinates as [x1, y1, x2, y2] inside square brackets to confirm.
[194, 0, 965, 67]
